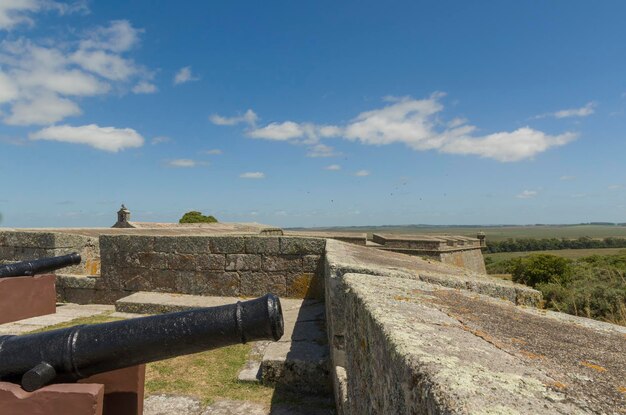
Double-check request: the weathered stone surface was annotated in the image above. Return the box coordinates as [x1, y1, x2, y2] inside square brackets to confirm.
[164, 253, 198, 271]
[303, 255, 322, 272]
[286, 273, 323, 299]
[225, 254, 262, 271]
[280, 237, 326, 255]
[240, 272, 286, 297]
[144, 394, 202, 415]
[197, 254, 226, 270]
[262, 255, 302, 272]
[204, 272, 240, 296]
[115, 291, 240, 314]
[245, 237, 280, 254]
[209, 237, 246, 254]
[340, 272, 626, 414]
[261, 341, 331, 394]
[154, 236, 211, 254]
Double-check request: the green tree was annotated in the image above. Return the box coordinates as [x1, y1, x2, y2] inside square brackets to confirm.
[511, 254, 571, 287]
[179, 211, 218, 224]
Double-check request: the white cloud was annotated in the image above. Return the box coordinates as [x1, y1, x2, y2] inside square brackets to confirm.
[29, 124, 144, 152]
[516, 190, 538, 199]
[240, 172, 265, 179]
[79, 20, 141, 53]
[354, 170, 370, 177]
[132, 81, 157, 94]
[209, 109, 257, 126]
[71, 49, 136, 81]
[440, 128, 577, 162]
[151, 136, 170, 145]
[535, 102, 596, 119]
[307, 144, 339, 158]
[247, 121, 303, 141]
[560, 175, 576, 181]
[0, 71, 19, 103]
[608, 184, 623, 190]
[174, 66, 199, 85]
[167, 159, 207, 168]
[204, 149, 222, 155]
[0, 20, 152, 126]
[0, 0, 87, 31]
[6, 94, 81, 125]
[234, 94, 576, 162]
[325, 164, 341, 171]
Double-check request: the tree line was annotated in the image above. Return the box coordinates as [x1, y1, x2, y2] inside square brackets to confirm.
[486, 237, 626, 253]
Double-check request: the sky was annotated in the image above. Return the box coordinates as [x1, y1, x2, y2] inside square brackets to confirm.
[1, 0, 626, 228]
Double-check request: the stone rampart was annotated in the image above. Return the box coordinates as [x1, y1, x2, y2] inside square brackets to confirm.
[0, 231, 100, 275]
[325, 239, 626, 414]
[96, 235, 325, 301]
[2, 228, 625, 412]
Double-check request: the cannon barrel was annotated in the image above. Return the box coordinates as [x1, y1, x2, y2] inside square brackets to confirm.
[0, 293, 284, 391]
[0, 252, 81, 278]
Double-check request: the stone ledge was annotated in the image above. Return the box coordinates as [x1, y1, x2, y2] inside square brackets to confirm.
[326, 239, 539, 306]
[341, 272, 626, 414]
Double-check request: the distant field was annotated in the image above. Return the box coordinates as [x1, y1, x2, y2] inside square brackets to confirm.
[486, 248, 626, 265]
[293, 225, 626, 241]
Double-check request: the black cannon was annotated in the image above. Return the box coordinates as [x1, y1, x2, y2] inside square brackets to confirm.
[0, 293, 284, 391]
[0, 252, 81, 278]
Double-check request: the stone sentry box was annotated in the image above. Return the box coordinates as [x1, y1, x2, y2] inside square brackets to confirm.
[99, 235, 326, 299]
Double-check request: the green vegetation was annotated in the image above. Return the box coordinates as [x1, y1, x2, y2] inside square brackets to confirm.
[179, 211, 218, 224]
[146, 344, 274, 405]
[490, 253, 626, 326]
[485, 248, 626, 272]
[486, 237, 626, 253]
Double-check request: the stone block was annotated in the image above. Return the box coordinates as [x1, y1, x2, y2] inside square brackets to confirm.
[154, 236, 211, 254]
[303, 255, 323, 272]
[136, 252, 168, 270]
[245, 237, 280, 254]
[204, 272, 240, 296]
[0, 246, 15, 260]
[286, 273, 324, 299]
[280, 237, 325, 255]
[225, 254, 262, 271]
[262, 255, 303, 272]
[197, 254, 226, 271]
[165, 253, 198, 271]
[240, 272, 286, 297]
[209, 237, 246, 254]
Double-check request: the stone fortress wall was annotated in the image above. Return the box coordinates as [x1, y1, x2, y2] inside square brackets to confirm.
[0, 224, 624, 413]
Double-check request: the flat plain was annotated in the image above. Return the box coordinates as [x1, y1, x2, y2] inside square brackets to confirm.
[294, 224, 626, 241]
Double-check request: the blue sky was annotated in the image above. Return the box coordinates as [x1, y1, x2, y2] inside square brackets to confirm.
[1, 1, 625, 228]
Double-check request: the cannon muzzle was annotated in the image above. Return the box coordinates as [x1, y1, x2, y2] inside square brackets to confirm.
[0, 252, 81, 278]
[0, 293, 284, 391]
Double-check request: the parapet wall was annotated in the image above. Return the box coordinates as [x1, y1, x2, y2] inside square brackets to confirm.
[95, 235, 325, 301]
[325, 240, 626, 414]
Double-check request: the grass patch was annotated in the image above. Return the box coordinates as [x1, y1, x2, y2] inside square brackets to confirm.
[27, 312, 122, 333]
[144, 344, 274, 406]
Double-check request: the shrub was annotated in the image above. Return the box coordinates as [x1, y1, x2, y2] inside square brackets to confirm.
[510, 254, 571, 287]
[179, 211, 218, 224]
